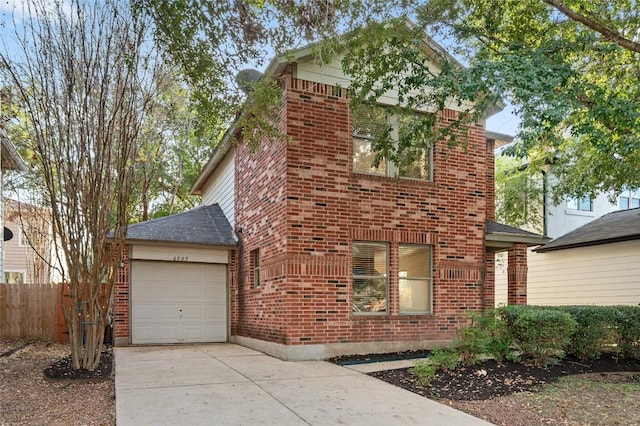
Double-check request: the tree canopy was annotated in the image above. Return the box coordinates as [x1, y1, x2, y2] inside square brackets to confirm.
[139, 0, 640, 201]
[348, 0, 640, 200]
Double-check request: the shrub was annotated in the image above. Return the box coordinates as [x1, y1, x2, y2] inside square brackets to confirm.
[614, 305, 640, 358]
[456, 310, 515, 364]
[551, 306, 618, 360]
[499, 305, 577, 366]
[412, 347, 460, 385]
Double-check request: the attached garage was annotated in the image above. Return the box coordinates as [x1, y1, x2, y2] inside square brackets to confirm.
[131, 260, 227, 344]
[113, 204, 236, 346]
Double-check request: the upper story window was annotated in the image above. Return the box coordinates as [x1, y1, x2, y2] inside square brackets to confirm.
[619, 189, 640, 210]
[566, 196, 592, 212]
[352, 104, 433, 181]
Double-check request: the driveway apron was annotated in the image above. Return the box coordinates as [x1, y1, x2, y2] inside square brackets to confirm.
[115, 344, 491, 425]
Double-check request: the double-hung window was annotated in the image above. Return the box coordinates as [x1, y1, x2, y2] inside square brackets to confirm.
[352, 104, 433, 181]
[566, 196, 592, 212]
[619, 189, 640, 210]
[352, 242, 388, 314]
[398, 245, 432, 314]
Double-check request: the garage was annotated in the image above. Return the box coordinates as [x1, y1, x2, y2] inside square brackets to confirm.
[114, 204, 237, 346]
[131, 260, 227, 344]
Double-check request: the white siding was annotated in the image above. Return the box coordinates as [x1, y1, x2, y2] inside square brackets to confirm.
[546, 191, 617, 239]
[294, 54, 474, 113]
[496, 241, 640, 306]
[201, 151, 235, 227]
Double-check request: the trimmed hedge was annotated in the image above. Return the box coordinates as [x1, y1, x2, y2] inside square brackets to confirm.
[499, 305, 577, 366]
[499, 305, 640, 362]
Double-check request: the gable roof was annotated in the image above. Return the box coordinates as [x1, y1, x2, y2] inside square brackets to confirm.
[192, 23, 506, 194]
[124, 204, 236, 247]
[535, 208, 640, 253]
[1, 134, 27, 172]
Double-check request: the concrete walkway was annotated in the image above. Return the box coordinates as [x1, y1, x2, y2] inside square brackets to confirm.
[115, 344, 491, 425]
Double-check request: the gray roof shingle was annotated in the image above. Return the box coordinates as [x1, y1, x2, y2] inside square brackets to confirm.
[486, 220, 542, 237]
[125, 204, 236, 246]
[536, 207, 640, 252]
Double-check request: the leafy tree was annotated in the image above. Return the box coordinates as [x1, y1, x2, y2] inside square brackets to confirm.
[0, 0, 164, 370]
[494, 156, 543, 232]
[342, 0, 640, 200]
[134, 0, 410, 148]
[130, 74, 213, 222]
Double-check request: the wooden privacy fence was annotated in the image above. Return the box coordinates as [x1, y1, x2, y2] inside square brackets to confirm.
[1, 282, 114, 343]
[0, 283, 62, 342]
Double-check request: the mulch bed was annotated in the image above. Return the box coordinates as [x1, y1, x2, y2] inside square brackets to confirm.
[43, 347, 113, 382]
[331, 351, 640, 401]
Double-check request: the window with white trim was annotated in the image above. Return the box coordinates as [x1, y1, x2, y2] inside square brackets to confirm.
[5, 271, 24, 284]
[619, 189, 640, 210]
[399, 244, 432, 314]
[352, 242, 388, 314]
[566, 196, 592, 212]
[352, 104, 433, 180]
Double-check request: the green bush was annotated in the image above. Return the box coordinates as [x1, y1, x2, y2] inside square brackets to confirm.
[550, 306, 618, 360]
[614, 305, 640, 358]
[456, 310, 515, 364]
[499, 305, 577, 366]
[412, 347, 460, 385]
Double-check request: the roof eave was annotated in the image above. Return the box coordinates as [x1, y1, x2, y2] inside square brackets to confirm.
[1, 136, 27, 172]
[123, 237, 237, 248]
[485, 232, 551, 251]
[190, 128, 237, 195]
[535, 234, 640, 253]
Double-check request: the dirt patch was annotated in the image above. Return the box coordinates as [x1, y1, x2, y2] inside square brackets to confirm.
[0, 339, 115, 425]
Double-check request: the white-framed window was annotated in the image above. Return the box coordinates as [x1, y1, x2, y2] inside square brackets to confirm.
[352, 104, 433, 181]
[566, 196, 592, 212]
[352, 242, 388, 314]
[399, 244, 433, 314]
[619, 189, 640, 210]
[251, 249, 260, 288]
[5, 271, 25, 284]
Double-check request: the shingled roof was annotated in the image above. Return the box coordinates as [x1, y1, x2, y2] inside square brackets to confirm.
[485, 220, 550, 251]
[124, 204, 236, 247]
[536, 207, 640, 253]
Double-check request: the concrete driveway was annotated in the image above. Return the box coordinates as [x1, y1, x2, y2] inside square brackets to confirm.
[115, 344, 491, 425]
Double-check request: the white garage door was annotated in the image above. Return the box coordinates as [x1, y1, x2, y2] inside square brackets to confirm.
[131, 261, 227, 344]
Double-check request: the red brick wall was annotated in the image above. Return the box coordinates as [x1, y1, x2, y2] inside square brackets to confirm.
[233, 93, 292, 343]
[233, 75, 493, 346]
[507, 243, 528, 305]
[113, 246, 130, 341]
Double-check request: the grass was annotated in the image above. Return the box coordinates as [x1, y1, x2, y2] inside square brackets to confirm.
[510, 374, 640, 426]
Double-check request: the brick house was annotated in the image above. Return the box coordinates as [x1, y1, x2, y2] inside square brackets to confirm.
[113, 39, 547, 359]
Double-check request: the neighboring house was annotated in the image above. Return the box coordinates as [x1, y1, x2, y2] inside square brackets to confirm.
[113, 37, 547, 359]
[0, 135, 27, 283]
[529, 208, 640, 305]
[494, 138, 640, 305]
[3, 199, 55, 284]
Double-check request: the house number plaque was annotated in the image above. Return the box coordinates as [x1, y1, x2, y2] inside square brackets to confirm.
[173, 256, 189, 262]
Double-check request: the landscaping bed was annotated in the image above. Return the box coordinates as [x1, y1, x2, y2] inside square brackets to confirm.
[0, 339, 115, 425]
